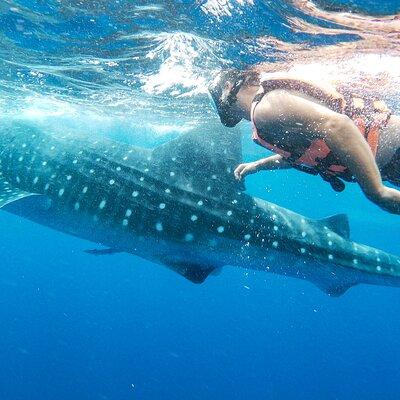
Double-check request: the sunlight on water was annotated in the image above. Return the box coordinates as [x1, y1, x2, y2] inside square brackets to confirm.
[1, 0, 398, 124]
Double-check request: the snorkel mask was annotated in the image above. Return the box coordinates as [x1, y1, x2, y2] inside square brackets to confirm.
[209, 69, 244, 127]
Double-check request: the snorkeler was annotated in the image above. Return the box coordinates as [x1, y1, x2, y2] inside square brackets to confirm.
[209, 68, 400, 214]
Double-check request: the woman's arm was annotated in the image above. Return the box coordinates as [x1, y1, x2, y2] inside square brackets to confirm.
[256, 90, 400, 214]
[234, 154, 292, 181]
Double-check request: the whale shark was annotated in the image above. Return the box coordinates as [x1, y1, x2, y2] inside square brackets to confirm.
[1, 120, 400, 296]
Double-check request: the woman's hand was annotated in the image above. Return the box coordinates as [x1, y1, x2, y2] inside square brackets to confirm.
[234, 161, 260, 181]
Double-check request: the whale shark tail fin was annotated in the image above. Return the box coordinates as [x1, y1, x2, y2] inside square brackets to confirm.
[318, 213, 350, 239]
[151, 123, 245, 199]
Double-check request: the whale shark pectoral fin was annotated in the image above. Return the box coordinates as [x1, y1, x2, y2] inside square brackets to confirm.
[324, 283, 355, 297]
[315, 280, 356, 297]
[318, 213, 350, 239]
[0, 178, 39, 209]
[162, 257, 220, 284]
[84, 248, 123, 256]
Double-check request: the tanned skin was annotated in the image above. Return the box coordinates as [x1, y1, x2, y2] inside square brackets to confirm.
[223, 81, 400, 214]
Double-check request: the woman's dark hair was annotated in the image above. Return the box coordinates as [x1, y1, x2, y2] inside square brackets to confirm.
[209, 68, 259, 127]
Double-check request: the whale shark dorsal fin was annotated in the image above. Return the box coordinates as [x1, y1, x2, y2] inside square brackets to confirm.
[151, 124, 245, 198]
[0, 178, 38, 209]
[319, 213, 350, 239]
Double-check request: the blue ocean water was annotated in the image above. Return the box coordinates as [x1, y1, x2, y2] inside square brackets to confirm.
[1, 1, 400, 399]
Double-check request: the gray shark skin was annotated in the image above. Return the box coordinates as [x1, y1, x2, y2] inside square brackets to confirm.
[0, 121, 400, 296]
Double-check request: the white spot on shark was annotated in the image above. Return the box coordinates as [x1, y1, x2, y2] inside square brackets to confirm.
[197, 200, 203, 206]
[159, 203, 166, 209]
[244, 234, 251, 241]
[74, 202, 80, 211]
[184, 233, 194, 242]
[109, 179, 115, 185]
[58, 188, 65, 197]
[125, 209, 132, 217]
[272, 241, 279, 248]
[209, 239, 218, 247]
[155, 222, 163, 232]
[217, 226, 224, 233]
[191, 215, 198, 222]
[82, 186, 88, 194]
[132, 191, 139, 197]
[99, 200, 106, 209]
[122, 219, 128, 226]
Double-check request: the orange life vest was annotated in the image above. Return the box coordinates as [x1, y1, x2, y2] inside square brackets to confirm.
[251, 77, 392, 191]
